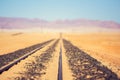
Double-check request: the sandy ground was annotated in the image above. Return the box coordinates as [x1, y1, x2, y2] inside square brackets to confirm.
[62, 40, 73, 80]
[63, 32, 120, 78]
[0, 39, 73, 80]
[0, 32, 59, 55]
[0, 39, 56, 80]
[1, 31, 119, 79]
[41, 39, 73, 80]
[41, 40, 60, 80]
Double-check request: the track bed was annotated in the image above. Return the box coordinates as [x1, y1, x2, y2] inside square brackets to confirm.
[0, 39, 54, 74]
[63, 39, 119, 80]
[14, 39, 59, 80]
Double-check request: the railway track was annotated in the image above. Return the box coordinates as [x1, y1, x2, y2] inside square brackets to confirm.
[13, 39, 59, 80]
[0, 38, 119, 80]
[58, 44, 63, 80]
[63, 39, 119, 80]
[0, 39, 54, 74]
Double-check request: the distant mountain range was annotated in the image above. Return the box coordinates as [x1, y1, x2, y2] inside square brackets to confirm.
[0, 17, 120, 32]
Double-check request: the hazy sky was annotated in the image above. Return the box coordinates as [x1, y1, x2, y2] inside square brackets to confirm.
[0, 0, 120, 22]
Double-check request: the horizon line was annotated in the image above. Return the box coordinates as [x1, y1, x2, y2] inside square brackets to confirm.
[0, 16, 120, 23]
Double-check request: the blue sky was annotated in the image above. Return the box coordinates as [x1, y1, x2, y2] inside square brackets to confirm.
[0, 0, 120, 22]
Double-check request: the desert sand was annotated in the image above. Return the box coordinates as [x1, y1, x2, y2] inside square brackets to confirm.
[63, 32, 120, 77]
[0, 39, 57, 80]
[0, 38, 74, 80]
[0, 32, 58, 55]
[0, 32, 120, 79]
[41, 39, 73, 80]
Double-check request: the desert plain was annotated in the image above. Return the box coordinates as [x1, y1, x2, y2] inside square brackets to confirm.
[63, 32, 120, 78]
[0, 31, 120, 80]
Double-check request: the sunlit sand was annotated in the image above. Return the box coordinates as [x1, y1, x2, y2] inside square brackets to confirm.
[0, 32, 58, 55]
[63, 32, 120, 78]
[0, 31, 120, 79]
